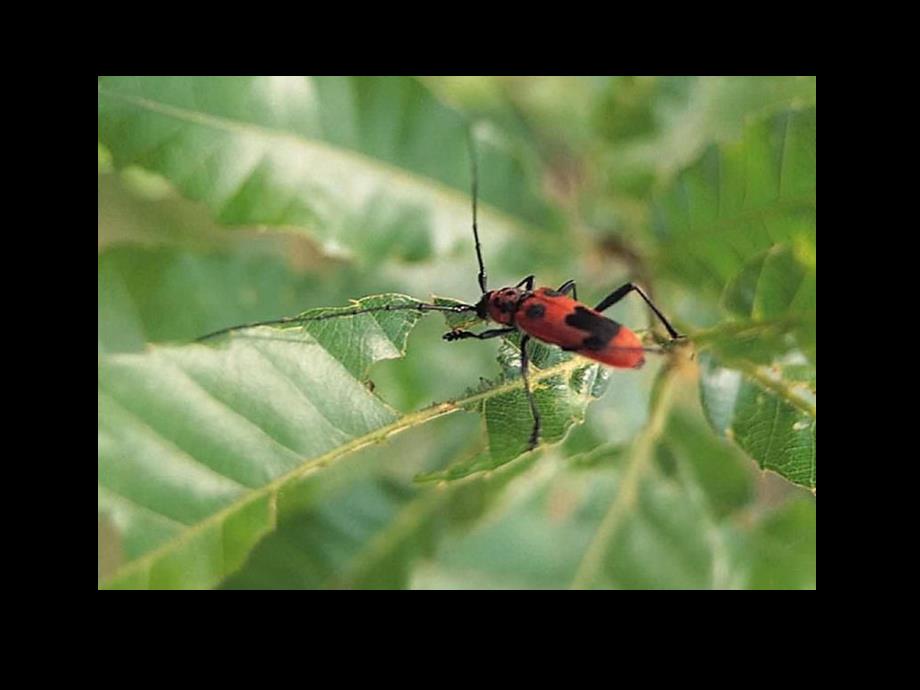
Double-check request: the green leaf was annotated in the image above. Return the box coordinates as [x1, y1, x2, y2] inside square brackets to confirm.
[98, 76, 560, 265]
[98, 246, 330, 353]
[99, 294, 430, 588]
[658, 409, 754, 518]
[221, 441, 539, 589]
[698, 353, 815, 491]
[413, 459, 744, 589]
[687, 242, 816, 368]
[222, 476, 440, 589]
[415, 334, 610, 482]
[99, 166, 261, 251]
[610, 77, 816, 185]
[719, 243, 816, 362]
[652, 106, 816, 294]
[98, 293, 616, 588]
[692, 239, 816, 490]
[415, 456, 815, 589]
[745, 498, 816, 589]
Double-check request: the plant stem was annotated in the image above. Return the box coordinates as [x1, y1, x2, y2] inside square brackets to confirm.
[570, 364, 678, 589]
[687, 314, 812, 347]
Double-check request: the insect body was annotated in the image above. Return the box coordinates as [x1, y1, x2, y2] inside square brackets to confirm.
[477, 284, 648, 369]
[443, 270, 683, 448]
[438, 135, 683, 449]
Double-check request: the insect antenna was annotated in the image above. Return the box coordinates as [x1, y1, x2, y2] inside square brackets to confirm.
[469, 129, 488, 294]
[196, 300, 477, 343]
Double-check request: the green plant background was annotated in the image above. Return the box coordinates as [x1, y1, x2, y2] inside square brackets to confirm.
[98, 76, 816, 589]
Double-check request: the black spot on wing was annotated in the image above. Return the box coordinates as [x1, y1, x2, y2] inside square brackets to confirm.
[525, 303, 546, 319]
[564, 306, 621, 351]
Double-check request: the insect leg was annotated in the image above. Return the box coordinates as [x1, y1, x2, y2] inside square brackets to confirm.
[593, 283, 682, 339]
[557, 279, 578, 300]
[515, 275, 535, 290]
[442, 327, 515, 342]
[519, 334, 542, 450]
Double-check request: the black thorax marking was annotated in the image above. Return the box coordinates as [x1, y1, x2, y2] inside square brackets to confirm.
[494, 290, 532, 325]
[525, 303, 546, 319]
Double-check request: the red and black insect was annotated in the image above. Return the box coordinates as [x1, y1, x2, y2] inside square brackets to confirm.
[438, 146, 683, 448]
[199, 137, 683, 449]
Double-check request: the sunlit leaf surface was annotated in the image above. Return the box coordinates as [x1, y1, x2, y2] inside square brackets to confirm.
[98, 76, 560, 266]
[99, 295, 429, 588]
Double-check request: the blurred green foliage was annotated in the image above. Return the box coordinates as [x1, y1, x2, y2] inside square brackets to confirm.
[99, 76, 816, 589]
